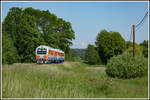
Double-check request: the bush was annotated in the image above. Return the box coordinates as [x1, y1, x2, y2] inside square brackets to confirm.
[140, 40, 148, 57]
[106, 51, 147, 79]
[142, 47, 148, 58]
[126, 46, 143, 56]
[85, 44, 101, 65]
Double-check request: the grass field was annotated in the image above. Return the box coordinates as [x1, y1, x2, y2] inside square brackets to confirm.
[2, 61, 148, 98]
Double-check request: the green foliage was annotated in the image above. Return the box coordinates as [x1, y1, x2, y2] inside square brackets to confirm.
[2, 28, 18, 64]
[140, 40, 148, 57]
[126, 46, 143, 56]
[106, 51, 147, 79]
[2, 7, 75, 63]
[3, 8, 46, 63]
[125, 41, 141, 52]
[142, 47, 148, 57]
[65, 47, 72, 61]
[24, 7, 75, 52]
[71, 48, 86, 61]
[95, 30, 125, 64]
[125, 41, 133, 49]
[84, 44, 101, 65]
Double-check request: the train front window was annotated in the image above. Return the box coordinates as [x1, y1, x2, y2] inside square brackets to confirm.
[37, 48, 47, 54]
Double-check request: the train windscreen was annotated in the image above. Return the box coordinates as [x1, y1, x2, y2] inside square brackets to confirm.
[37, 48, 47, 54]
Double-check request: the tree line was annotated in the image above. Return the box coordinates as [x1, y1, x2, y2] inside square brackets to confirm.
[2, 7, 75, 64]
[85, 30, 148, 65]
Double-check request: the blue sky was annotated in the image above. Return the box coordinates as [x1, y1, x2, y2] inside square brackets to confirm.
[2, 1, 149, 49]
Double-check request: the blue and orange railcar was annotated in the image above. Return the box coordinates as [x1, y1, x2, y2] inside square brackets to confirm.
[36, 45, 65, 64]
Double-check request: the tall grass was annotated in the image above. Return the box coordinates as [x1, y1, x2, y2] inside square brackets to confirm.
[2, 61, 148, 98]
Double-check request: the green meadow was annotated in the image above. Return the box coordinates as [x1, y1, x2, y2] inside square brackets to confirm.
[2, 61, 148, 98]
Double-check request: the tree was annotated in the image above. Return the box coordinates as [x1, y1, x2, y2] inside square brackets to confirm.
[125, 41, 133, 49]
[2, 7, 23, 64]
[16, 13, 46, 62]
[24, 7, 75, 54]
[3, 7, 47, 63]
[125, 41, 140, 50]
[140, 40, 148, 57]
[125, 41, 143, 57]
[2, 27, 18, 64]
[3, 7, 23, 42]
[84, 44, 100, 65]
[2, 7, 75, 63]
[71, 49, 86, 61]
[95, 30, 125, 64]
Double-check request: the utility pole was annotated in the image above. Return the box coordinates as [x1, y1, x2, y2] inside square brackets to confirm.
[133, 24, 135, 57]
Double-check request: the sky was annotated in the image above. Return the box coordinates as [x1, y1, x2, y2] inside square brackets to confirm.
[2, 1, 149, 49]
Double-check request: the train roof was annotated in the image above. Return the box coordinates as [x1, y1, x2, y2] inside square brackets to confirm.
[36, 45, 64, 53]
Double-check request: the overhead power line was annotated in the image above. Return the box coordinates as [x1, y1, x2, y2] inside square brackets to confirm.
[128, 9, 149, 57]
[135, 9, 149, 32]
[135, 11, 148, 28]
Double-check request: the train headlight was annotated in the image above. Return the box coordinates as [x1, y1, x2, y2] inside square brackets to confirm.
[36, 55, 40, 59]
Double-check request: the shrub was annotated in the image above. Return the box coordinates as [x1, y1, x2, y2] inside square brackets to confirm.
[142, 47, 148, 58]
[106, 51, 147, 79]
[126, 46, 143, 56]
[140, 40, 148, 57]
[84, 44, 101, 65]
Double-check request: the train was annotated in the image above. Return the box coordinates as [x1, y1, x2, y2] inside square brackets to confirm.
[36, 45, 65, 64]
